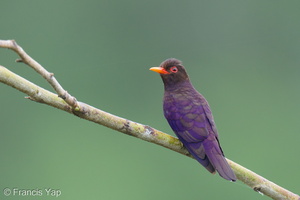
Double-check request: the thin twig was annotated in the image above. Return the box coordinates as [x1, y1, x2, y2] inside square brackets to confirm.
[0, 40, 79, 110]
[0, 40, 299, 200]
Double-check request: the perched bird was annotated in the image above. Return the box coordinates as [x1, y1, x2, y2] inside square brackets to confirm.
[150, 58, 236, 181]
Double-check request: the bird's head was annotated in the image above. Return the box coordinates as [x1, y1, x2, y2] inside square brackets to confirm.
[149, 58, 189, 86]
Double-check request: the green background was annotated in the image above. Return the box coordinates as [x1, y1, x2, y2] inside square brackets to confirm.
[1, 1, 299, 199]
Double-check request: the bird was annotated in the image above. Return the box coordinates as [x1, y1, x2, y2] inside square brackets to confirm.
[149, 58, 236, 181]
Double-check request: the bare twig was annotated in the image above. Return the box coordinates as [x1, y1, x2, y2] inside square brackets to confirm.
[0, 40, 79, 110]
[0, 40, 299, 200]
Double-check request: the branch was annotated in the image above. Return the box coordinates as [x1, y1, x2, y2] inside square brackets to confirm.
[0, 40, 299, 200]
[0, 40, 79, 109]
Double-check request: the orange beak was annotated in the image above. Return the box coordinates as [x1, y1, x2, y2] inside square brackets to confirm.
[149, 67, 169, 74]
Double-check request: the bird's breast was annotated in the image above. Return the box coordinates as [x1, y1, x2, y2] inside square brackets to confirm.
[164, 92, 206, 125]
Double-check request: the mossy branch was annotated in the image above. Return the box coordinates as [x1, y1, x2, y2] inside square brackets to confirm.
[0, 40, 299, 200]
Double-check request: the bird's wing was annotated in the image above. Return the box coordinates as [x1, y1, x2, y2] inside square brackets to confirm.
[196, 94, 219, 138]
[202, 101, 236, 181]
[164, 100, 216, 173]
[164, 99, 209, 142]
[165, 99, 236, 180]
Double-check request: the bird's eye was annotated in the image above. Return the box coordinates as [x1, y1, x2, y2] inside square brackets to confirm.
[170, 66, 178, 73]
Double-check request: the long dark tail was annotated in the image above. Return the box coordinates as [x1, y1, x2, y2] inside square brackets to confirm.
[178, 135, 236, 181]
[202, 135, 236, 181]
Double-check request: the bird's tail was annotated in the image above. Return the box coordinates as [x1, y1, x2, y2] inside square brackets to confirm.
[203, 136, 236, 181]
[179, 135, 236, 181]
[184, 142, 216, 174]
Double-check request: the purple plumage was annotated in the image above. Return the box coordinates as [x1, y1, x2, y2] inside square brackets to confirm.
[150, 58, 236, 181]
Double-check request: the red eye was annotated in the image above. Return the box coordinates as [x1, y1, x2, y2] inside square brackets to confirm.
[170, 66, 178, 73]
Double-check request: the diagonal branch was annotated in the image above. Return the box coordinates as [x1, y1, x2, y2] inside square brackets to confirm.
[0, 40, 79, 110]
[0, 40, 299, 200]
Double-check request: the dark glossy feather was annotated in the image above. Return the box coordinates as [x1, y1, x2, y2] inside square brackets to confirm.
[154, 58, 236, 181]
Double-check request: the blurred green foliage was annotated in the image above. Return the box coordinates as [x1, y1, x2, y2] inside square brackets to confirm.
[1, 1, 299, 199]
